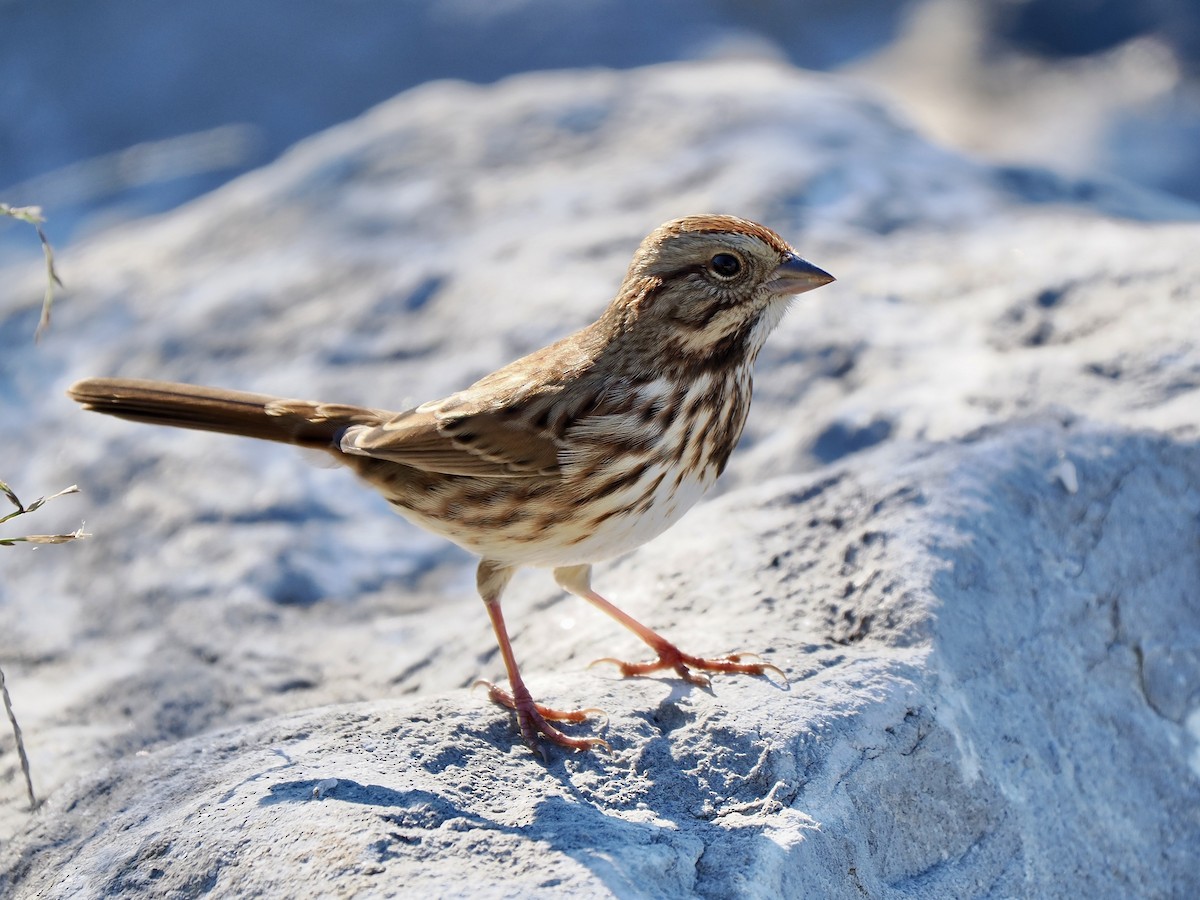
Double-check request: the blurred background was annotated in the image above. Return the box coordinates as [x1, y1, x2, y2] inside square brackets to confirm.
[3, 0, 1200, 261]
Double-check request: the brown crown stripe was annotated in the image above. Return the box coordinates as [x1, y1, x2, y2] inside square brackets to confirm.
[669, 215, 793, 255]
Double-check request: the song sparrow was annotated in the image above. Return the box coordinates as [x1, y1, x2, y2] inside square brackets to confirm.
[69, 215, 833, 755]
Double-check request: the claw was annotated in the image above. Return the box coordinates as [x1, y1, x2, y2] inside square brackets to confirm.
[553, 569, 787, 693]
[475, 679, 610, 755]
[757, 661, 790, 688]
[718, 652, 790, 688]
[590, 646, 786, 689]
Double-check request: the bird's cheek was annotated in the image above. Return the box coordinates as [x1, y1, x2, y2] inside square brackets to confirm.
[699, 304, 754, 342]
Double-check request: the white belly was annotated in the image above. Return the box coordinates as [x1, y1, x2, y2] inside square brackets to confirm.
[528, 459, 715, 568]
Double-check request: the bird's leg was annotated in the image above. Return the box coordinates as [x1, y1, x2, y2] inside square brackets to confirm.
[554, 564, 786, 687]
[475, 560, 608, 756]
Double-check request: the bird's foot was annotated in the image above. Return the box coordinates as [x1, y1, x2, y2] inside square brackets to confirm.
[474, 680, 610, 758]
[591, 642, 788, 688]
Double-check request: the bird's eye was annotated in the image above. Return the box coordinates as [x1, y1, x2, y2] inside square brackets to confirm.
[709, 253, 742, 279]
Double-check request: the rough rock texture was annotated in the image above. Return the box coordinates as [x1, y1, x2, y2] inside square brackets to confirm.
[2, 60, 1199, 896]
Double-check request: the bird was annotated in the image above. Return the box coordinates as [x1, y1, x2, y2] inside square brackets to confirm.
[68, 214, 834, 756]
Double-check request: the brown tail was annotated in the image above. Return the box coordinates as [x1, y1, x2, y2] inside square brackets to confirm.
[68, 377, 388, 449]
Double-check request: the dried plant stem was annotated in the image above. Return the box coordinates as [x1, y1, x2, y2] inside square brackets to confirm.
[0, 481, 87, 545]
[1, 664, 38, 810]
[0, 202, 64, 342]
[0, 203, 70, 812]
[1, 481, 85, 811]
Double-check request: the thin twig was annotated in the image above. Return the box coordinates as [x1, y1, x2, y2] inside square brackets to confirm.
[0, 205, 72, 814]
[0, 204, 72, 816]
[0, 664, 38, 810]
[0, 481, 84, 808]
[0, 203, 64, 342]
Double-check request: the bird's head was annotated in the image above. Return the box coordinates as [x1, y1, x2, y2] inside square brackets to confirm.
[607, 215, 834, 372]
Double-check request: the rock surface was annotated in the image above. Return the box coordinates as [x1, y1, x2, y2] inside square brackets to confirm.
[2, 60, 1199, 897]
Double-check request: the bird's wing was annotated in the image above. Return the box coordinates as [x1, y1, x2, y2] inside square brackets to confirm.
[339, 325, 615, 477]
[338, 397, 565, 477]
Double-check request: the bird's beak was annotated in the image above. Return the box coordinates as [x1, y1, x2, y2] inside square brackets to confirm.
[766, 254, 835, 295]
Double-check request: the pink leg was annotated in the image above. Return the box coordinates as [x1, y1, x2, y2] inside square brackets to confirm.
[475, 561, 608, 756]
[554, 564, 786, 687]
